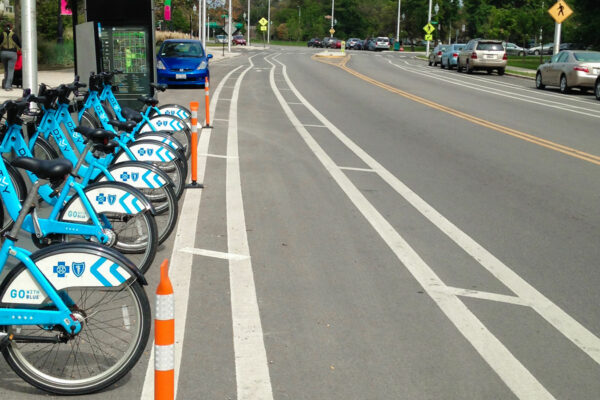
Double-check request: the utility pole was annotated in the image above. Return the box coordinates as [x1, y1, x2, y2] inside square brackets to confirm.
[22, 0, 37, 94]
[395, 0, 401, 44]
[228, 0, 232, 52]
[247, 0, 251, 46]
[267, 0, 271, 45]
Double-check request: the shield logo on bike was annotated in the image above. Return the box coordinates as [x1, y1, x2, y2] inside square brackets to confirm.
[108, 194, 116, 205]
[147, 148, 154, 156]
[72, 262, 85, 277]
[131, 172, 139, 181]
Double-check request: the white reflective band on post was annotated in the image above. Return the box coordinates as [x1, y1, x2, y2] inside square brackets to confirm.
[155, 294, 174, 320]
[192, 111, 197, 119]
[155, 344, 175, 371]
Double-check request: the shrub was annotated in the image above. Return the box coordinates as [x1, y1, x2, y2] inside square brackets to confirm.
[38, 40, 74, 67]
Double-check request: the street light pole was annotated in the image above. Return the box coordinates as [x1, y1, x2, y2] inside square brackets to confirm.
[247, 0, 251, 46]
[202, 0, 207, 46]
[228, 0, 232, 52]
[426, 0, 432, 57]
[396, 0, 401, 44]
[331, 0, 335, 37]
[267, 0, 271, 45]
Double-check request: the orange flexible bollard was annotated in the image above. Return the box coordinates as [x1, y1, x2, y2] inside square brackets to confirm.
[189, 101, 199, 185]
[155, 260, 174, 400]
[203, 77, 212, 128]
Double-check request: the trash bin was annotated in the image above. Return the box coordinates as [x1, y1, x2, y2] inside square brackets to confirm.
[394, 41, 400, 51]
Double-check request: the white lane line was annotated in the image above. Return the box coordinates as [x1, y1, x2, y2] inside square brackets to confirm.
[388, 60, 600, 118]
[199, 153, 239, 159]
[214, 118, 229, 121]
[339, 166, 375, 172]
[267, 55, 555, 399]
[179, 247, 250, 261]
[140, 64, 244, 400]
[287, 102, 303, 105]
[283, 54, 600, 366]
[303, 124, 327, 128]
[227, 56, 274, 399]
[439, 287, 529, 307]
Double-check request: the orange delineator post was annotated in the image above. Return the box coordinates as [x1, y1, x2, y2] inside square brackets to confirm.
[190, 101, 199, 184]
[155, 260, 174, 400]
[203, 77, 212, 128]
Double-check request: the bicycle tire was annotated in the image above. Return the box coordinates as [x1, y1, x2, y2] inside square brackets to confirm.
[58, 182, 158, 274]
[0, 245, 150, 395]
[31, 135, 60, 160]
[79, 110, 101, 129]
[100, 161, 179, 244]
[152, 103, 192, 123]
[0, 158, 27, 234]
[112, 139, 187, 199]
[140, 114, 192, 160]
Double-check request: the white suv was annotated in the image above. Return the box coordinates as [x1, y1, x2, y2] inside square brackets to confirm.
[375, 37, 390, 51]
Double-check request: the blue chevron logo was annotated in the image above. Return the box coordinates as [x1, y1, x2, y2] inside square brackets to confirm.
[131, 196, 142, 212]
[109, 263, 126, 284]
[156, 146, 166, 162]
[153, 173, 164, 187]
[119, 192, 132, 214]
[142, 169, 155, 188]
[90, 258, 111, 286]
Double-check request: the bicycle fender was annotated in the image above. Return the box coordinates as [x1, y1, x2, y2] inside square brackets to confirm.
[98, 161, 171, 189]
[140, 115, 186, 133]
[156, 104, 191, 122]
[113, 139, 177, 164]
[0, 243, 146, 306]
[60, 181, 154, 222]
[134, 131, 183, 151]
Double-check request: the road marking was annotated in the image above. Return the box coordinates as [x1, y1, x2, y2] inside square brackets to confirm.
[214, 118, 230, 121]
[287, 102, 303, 105]
[227, 57, 274, 399]
[140, 64, 245, 400]
[303, 124, 327, 128]
[314, 55, 600, 166]
[292, 53, 600, 367]
[199, 153, 238, 159]
[179, 247, 250, 261]
[268, 53, 586, 399]
[339, 166, 375, 172]
[439, 286, 529, 306]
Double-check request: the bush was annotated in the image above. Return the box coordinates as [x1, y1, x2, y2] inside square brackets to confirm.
[155, 30, 193, 47]
[38, 40, 74, 67]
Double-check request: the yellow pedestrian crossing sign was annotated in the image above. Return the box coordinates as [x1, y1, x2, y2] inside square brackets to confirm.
[424, 34, 433, 41]
[259, 17, 268, 26]
[548, 0, 573, 24]
[260, 26, 267, 31]
[423, 23, 435, 35]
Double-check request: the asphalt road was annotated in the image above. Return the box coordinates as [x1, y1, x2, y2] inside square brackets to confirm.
[1, 46, 599, 399]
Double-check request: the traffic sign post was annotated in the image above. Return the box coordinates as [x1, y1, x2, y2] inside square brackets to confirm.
[548, 0, 573, 54]
[423, 21, 436, 56]
[259, 17, 268, 48]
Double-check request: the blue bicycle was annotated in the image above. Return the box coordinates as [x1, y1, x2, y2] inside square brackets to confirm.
[0, 157, 150, 395]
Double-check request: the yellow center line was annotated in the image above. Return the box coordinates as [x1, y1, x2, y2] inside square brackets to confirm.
[311, 54, 600, 166]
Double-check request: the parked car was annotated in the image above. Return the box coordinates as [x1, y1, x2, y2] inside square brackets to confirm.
[429, 44, 449, 66]
[347, 38, 362, 50]
[440, 43, 465, 69]
[232, 35, 246, 45]
[457, 39, 507, 75]
[307, 38, 322, 48]
[559, 43, 586, 51]
[215, 34, 227, 44]
[504, 42, 526, 56]
[363, 37, 374, 51]
[374, 37, 390, 51]
[330, 38, 341, 49]
[322, 37, 333, 48]
[528, 43, 554, 55]
[157, 39, 212, 87]
[536, 50, 600, 93]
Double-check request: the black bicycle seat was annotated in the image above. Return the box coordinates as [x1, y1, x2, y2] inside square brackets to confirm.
[121, 107, 143, 123]
[108, 119, 137, 133]
[92, 140, 119, 155]
[74, 126, 117, 142]
[137, 95, 159, 107]
[150, 83, 167, 92]
[12, 157, 72, 181]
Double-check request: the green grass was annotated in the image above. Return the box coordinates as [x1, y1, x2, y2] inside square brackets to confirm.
[251, 39, 307, 47]
[507, 55, 549, 70]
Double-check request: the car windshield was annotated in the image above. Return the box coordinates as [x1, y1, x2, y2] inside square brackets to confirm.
[377, 38, 389, 42]
[453, 45, 464, 51]
[161, 42, 204, 58]
[573, 52, 600, 62]
[477, 42, 503, 51]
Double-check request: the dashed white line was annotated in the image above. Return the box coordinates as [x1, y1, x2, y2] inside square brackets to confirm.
[339, 166, 375, 172]
[179, 247, 250, 261]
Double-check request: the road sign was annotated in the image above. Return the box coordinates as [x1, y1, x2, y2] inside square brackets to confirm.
[329, 28, 335, 35]
[548, 0, 573, 24]
[259, 17, 268, 26]
[423, 23, 435, 34]
[260, 26, 267, 31]
[431, 21, 438, 25]
[424, 34, 433, 41]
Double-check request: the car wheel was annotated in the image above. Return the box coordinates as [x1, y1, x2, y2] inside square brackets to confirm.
[560, 74, 570, 94]
[535, 72, 545, 89]
[497, 68, 505, 76]
[487, 69, 493, 74]
[428, 60, 432, 66]
[466, 61, 473, 74]
[440, 61, 445, 69]
[595, 79, 600, 100]
[456, 60, 462, 72]
[518, 51, 524, 56]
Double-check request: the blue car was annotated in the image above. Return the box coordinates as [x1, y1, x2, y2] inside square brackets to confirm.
[440, 43, 465, 69]
[156, 39, 213, 87]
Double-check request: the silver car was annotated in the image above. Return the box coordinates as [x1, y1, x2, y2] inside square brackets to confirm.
[374, 37, 390, 51]
[457, 39, 507, 75]
[536, 50, 600, 93]
[429, 44, 449, 66]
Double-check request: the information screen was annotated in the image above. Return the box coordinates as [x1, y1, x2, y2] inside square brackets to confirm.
[100, 26, 151, 105]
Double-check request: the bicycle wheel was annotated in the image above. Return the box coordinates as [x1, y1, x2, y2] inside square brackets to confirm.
[0, 158, 27, 234]
[0, 264, 150, 395]
[100, 161, 179, 244]
[31, 135, 60, 160]
[58, 182, 158, 274]
[139, 114, 192, 160]
[79, 110, 101, 129]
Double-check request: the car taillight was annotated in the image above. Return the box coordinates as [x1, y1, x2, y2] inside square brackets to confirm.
[574, 66, 589, 73]
[471, 52, 477, 59]
[502, 53, 507, 60]
[452, 53, 458, 57]
[437, 51, 442, 56]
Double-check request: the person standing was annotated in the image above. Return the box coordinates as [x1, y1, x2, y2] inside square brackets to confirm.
[0, 23, 21, 91]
